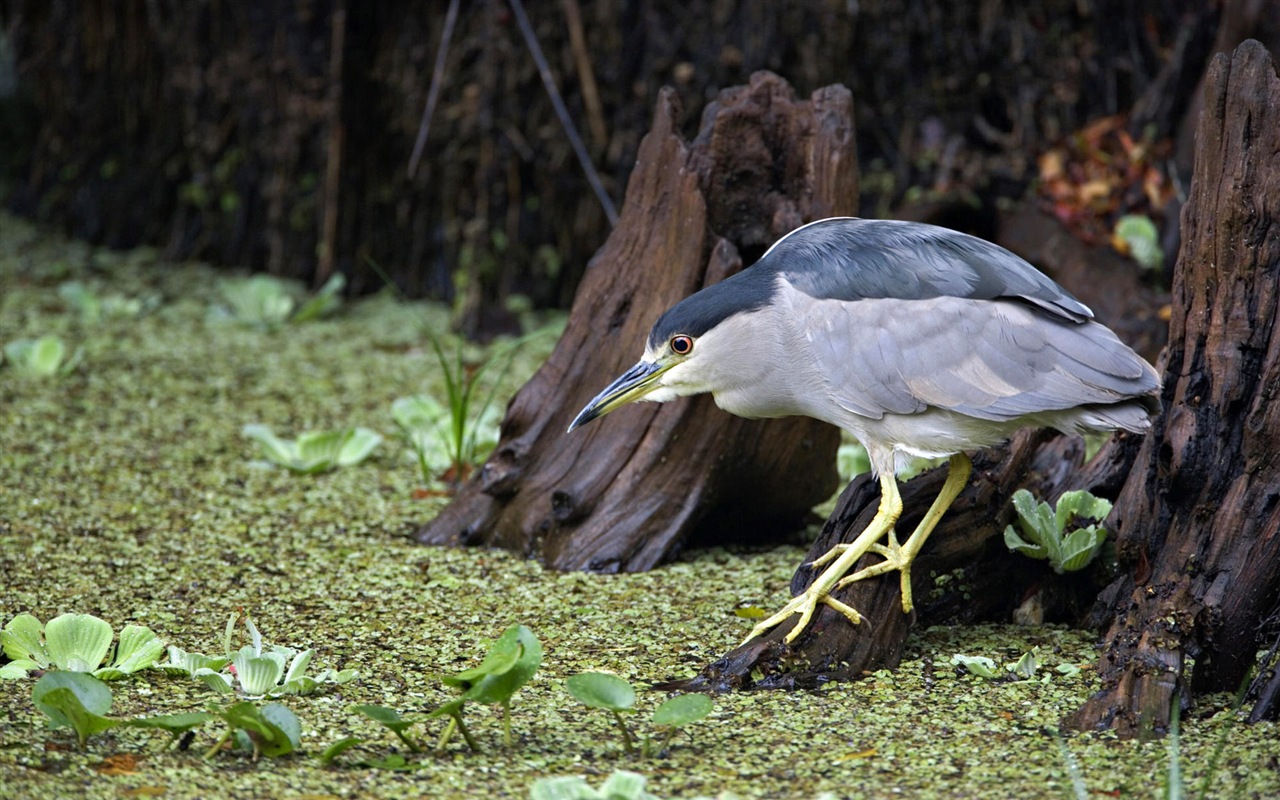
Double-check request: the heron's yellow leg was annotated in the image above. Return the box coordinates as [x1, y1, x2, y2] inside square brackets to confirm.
[835, 452, 973, 613]
[743, 471, 903, 644]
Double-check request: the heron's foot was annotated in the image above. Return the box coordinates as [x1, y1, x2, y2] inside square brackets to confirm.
[833, 528, 916, 613]
[807, 538, 897, 569]
[742, 586, 865, 645]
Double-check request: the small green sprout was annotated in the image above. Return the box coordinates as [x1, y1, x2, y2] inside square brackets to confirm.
[393, 333, 523, 486]
[1003, 489, 1112, 574]
[432, 624, 542, 751]
[32, 671, 118, 748]
[2, 335, 82, 377]
[194, 614, 357, 698]
[566, 672, 713, 758]
[391, 393, 502, 485]
[214, 273, 345, 330]
[530, 770, 659, 800]
[205, 701, 302, 760]
[1, 613, 164, 679]
[243, 424, 382, 474]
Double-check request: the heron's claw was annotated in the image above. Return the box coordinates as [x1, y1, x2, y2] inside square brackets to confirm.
[742, 587, 864, 645]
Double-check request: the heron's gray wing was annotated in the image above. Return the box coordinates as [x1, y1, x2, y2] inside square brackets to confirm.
[765, 218, 1093, 323]
[798, 294, 1156, 422]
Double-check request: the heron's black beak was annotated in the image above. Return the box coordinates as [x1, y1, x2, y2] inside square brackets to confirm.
[567, 359, 670, 432]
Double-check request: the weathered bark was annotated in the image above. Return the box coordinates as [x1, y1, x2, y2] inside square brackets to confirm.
[416, 73, 853, 571]
[1068, 40, 1280, 736]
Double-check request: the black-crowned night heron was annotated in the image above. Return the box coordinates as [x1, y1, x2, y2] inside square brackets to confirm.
[568, 217, 1160, 644]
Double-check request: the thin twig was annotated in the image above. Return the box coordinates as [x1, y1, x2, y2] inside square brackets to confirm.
[318, 4, 347, 284]
[507, 0, 618, 226]
[407, 0, 461, 179]
[560, 0, 607, 150]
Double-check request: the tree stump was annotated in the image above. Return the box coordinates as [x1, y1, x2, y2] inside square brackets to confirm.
[1068, 40, 1280, 736]
[416, 72, 854, 571]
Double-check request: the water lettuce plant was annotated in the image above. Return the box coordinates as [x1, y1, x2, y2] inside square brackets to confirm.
[194, 614, 357, 698]
[432, 624, 542, 750]
[1, 613, 164, 680]
[1003, 489, 1112, 574]
[58, 280, 156, 322]
[530, 770, 659, 800]
[243, 424, 381, 474]
[950, 651, 1042, 681]
[2, 334, 82, 377]
[214, 273, 345, 330]
[566, 672, 713, 758]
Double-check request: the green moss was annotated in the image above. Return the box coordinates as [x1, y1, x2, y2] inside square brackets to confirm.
[1, 212, 1278, 799]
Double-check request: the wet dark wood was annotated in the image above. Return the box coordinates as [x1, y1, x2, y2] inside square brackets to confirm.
[416, 73, 854, 571]
[1069, 40, 1280, 736]
[682, 429, 1144, 691]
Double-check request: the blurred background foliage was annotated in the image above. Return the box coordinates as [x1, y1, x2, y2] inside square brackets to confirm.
[0, 0, 1218, 337]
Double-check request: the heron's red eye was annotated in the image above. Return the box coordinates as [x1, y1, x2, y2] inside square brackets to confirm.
[670, 335, 694, 355]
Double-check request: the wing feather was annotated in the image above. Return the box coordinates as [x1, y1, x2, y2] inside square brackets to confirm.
[796, 294, 1157, 422]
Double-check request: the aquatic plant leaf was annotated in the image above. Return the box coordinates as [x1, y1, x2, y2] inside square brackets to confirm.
[3, 335, 80, 377]
[125, 711, 216, 737]
[354, 704, 415, 733]
[319, 736, 363, 765]
[160, 646, 230, 677]
[1, 614, 50, 668]
[442, 631, 522, 688]
[291, 273, 345, 323]
[566, 672, 637, 712]
[283, 649, 314, 685]
[530, 771, 657, 800]
[336, 428, 382, 467]
[1058, 527, 1108, 574]
[950, 654, 1000, 679]
[456, 625, 542, 706]
[1055, 490, 1113, 533]
[242, 424, 299, 468]
[1008, 651, 1039, 679]
[32, 672, 117, 747]
[95, 624, 164, 678]
[45, 613, 113, 673]
[651, 693, 712, 727]
[194, 667, 235, 693]
[233, 648, 286, 696]
[222, 701, 299, 758]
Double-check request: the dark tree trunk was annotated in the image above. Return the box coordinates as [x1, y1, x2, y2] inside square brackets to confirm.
[1068, 40, 1280, 736]
[416, 73, 853, 571]
[686, 42, 1280, 721]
